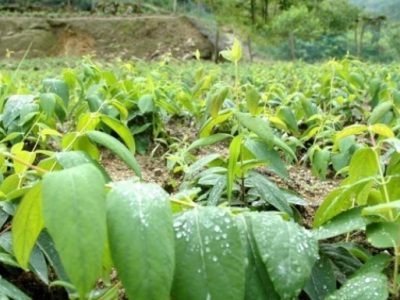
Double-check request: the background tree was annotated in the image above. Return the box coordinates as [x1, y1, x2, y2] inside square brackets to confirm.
[269, 4, 322, 59]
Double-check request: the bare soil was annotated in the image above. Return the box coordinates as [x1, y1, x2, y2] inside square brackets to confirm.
[0, 16, 214, 60]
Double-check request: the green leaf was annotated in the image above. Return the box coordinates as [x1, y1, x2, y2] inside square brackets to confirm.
[304, 254, 336, 300]
[0, 276, 31, 300]
[370, 124, 394, 138]
[12, 183, 44, 269]
[352, 253, 391, 278]
[107, 182, 174, 300]
[250, 213, 319, 299]
[231, 37, 242, 63]
[314, 177, 375, 227]
[326, 272, 388, 300]
[368, 101, 392, 125]
[186, 133, 232, 152]
[209, 86, 229, 118]
[43, 79, 69, 122]
[85, 130, 141, 178]
[200, 110, 233, 137]
[277, 106, 299, 134]
[29, 244, 49, 285]
[138, 94, 154, 114]
[244, 140, 288, 179]
[185, 153, 221, 177]
[312, 207, 374, 240]
[55, 151, 111, 182]
[320, 243, 363, 280]
[334, 124, 368, 147]
[245, 85, 260, 116]
[235, 112, 274, 146]
[207, 175, 227, 206]
[311, 148, 330, 179]
[36, 230, 73, 294]
[366, 222, 400, 248]
[172, 207, 245, 300]
[2, 95, 34, 129]
[236, 214, 279, 300]
[248, 171, 293, 216]
[42, 164, 106, 298]
[100, 115, 135, 153]
[39, 93, 56, 120]
[227, 135, 242, 202]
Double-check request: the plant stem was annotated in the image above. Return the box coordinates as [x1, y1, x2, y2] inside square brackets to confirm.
[1, 152, 47, 175]
[170, 198, 198, 208]
[392, 243, 400, 299]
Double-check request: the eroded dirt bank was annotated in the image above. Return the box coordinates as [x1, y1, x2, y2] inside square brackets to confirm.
[0, 16, 214, 60]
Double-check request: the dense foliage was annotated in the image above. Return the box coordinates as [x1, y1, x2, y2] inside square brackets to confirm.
[0, 0, 398, 62]
[0, 39, 399, 299]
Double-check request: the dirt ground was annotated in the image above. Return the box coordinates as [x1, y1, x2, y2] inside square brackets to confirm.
[0, 16, 214, 60]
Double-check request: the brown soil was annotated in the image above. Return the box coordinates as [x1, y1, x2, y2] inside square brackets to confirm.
[0, 16, 214, 60]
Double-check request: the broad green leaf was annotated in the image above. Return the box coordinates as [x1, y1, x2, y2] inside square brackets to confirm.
[100, 115, 135, 153]
[320, 243, 363, 280]
[172, 207, 245, 300]
[362, 200, 400, 219]
[314, 177, 375, 227]
[245, 85, 260, 116]
[209, 86, 229, 118]
[186, 133, 232, 152]
[351, 253, 391, 278]
[231, 37, 242, 63]
[12, 151, 36, 174]
[334, 124, 368, 147]
[235, 112, 274, 147]
[39, 93, 56, 120]
[312, 207, 374, 240]
[244, 140, 288, 179]
[370, 123, 394, 138]
[304, 254, 336, 300]
[207, 175, 227, 206]
[227, 135, 242, 202]
[248, 171, 293, 216]
[55, 151, 111, 182]
[326, 272, 388, 300]
[236, 214, 279, 300]
[2, 95, 34, 129]
[12, 183, 43, 269]
[311, 148, 330, 179]
[368, 101, 392, 125]
[0, 276, 31, 300]
[36, 230, 73, 294]
[200, 110, 233, 137]
[185, 153, 221, 177]
[29, 244, 49, 284]
[107, 182, 174, 300]
[366, 222, 400, 248]
[277, 106, 299, 134]
[74, 135, 100, 160]
[138, 94, 154, 114]
[43, 79, 69, 122]
[42, 164, 106, 298]
[250, 213, 319, 299]
[85, 130, 141, 178]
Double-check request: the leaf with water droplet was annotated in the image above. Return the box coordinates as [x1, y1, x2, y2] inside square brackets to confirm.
[236, 214, 279, 300]
[250, 212, 319, 299]
[107, 182, 174, 300]
[304, 254, 336, 300]
[326, 272, 388, 300]
[172, 207, 245, 300]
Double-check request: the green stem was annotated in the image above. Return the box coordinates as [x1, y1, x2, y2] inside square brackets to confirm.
[392, 243, 400, 299]
[1, 152, 47, 175]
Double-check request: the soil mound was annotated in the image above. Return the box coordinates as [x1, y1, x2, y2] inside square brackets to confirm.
[0, 16, 214, 60]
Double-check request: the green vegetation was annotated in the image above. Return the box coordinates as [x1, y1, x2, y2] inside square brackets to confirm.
[0, 38, 399, 299]
[0, 0, 398, 62]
